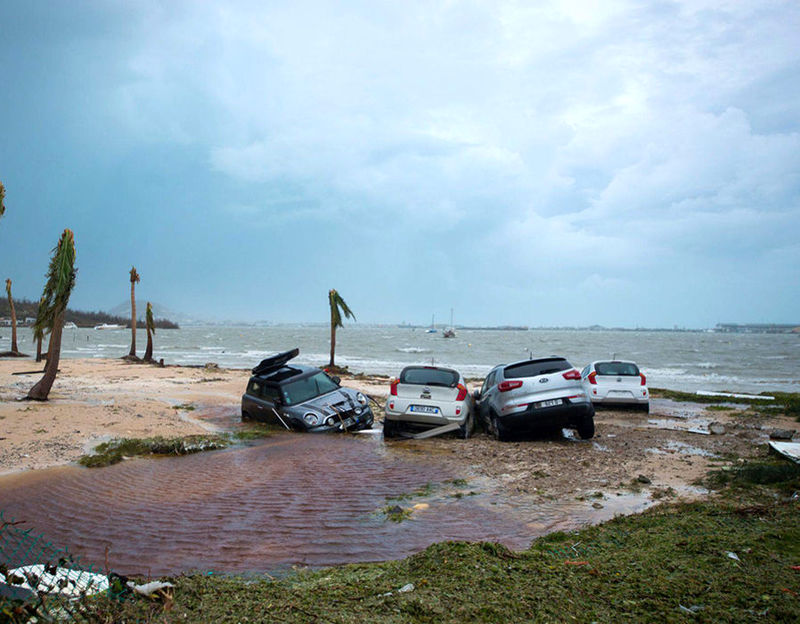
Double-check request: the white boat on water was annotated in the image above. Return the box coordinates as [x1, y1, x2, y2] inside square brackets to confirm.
[63, 322, 77, 329]
[94, 323, 124, 330]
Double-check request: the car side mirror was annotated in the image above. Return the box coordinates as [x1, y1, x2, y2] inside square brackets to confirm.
[331, 375, 341, 385]
[472, 389, 481, 401]
[273, 396, 284, 406]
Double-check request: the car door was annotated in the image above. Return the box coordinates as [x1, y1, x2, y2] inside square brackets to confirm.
[259, 384, 283, 424]
[478, 369, 499, 423]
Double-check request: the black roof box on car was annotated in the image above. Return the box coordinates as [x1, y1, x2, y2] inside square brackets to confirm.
[252, 348, 300, 375]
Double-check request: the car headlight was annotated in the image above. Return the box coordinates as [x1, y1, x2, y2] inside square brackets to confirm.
[303, 412, 320, 426]
[356, 392, 367, 405]
[354, 406, 363, 415]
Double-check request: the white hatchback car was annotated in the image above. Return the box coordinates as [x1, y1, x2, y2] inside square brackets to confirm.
[581, 360, 649, 412]
[383, 365, 475, 439]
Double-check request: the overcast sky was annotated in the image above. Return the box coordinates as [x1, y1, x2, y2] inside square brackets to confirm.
[0, 0, 798, 328]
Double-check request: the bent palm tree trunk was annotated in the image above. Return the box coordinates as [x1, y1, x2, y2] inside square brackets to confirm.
[28, 313, 64, 400]
[328, 289, 355, 368]
[27, 229, 76, 401]
[6, 279, 19, 353]
[143, 302, 155, 362]
[128, 267, 140, 358]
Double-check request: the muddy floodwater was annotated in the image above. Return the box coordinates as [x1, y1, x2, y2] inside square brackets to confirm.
[0, 432, 652, 576]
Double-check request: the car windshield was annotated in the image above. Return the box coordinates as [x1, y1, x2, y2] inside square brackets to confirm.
[504, 358, 571, 378]
[400, 367, 459, 387]
[281, 372, 339, 405]
[595, 362, 640, 376]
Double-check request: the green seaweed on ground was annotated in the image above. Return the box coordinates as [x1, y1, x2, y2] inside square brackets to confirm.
[172, 403, 195, 411]
[78, 435, 231, 467]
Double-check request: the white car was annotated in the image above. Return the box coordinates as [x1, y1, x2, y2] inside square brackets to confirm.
[581, 360, 649, 412]
[383, 365, 475, 438]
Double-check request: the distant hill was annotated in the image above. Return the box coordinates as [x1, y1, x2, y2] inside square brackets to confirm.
[0, 298, 179, 329]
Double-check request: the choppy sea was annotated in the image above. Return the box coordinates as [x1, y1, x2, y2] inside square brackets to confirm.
[6, 325, 798, 394]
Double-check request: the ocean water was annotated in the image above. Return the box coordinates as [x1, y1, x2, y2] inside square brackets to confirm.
[6, 325, 798, 394]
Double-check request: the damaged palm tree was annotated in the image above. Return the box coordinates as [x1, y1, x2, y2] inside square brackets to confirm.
[127, 266, 140, 359]
[328, 289, 355, 368]
[27, 229, 77, 401]
[33, 296, 46, 362]
[5, 278, 21, 355]
[0, 179, 6, 222]
[143, 302, 156, 362]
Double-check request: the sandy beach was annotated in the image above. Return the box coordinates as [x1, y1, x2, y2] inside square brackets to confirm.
[1, 357, 796, 501]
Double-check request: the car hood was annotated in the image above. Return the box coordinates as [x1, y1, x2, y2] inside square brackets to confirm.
[295, 388, 358, 413]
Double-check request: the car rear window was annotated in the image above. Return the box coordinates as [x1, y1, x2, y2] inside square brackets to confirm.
[400, 367, 459, 387]
[595, 362, 640, 376]
[504, 358, 571, 378]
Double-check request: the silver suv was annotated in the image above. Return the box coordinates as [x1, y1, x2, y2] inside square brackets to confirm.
[476, 356, 594, 441]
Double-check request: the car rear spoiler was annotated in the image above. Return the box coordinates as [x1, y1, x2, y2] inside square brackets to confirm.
[252, 348, 300, 375]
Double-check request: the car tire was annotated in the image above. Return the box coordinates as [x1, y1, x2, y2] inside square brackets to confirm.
[489, 413, 508, 442]
[576, 415, 595, 439]
[640, 403, 650, 414]
[241, 410, 251, 422]
[383, 418, 398, 439]
[459, 413, 473, 440]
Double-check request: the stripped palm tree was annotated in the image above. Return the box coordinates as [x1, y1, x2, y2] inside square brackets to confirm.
[0, 180, 6, 221]
[328, 289, 355, 368]
[5, 279, 19, 354]
[27, 229, 76, 401]
[143, 302, 155, 362]
[127, 266, 140, 358]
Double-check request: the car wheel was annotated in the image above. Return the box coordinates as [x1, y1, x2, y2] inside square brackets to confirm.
[383, 418, 398, 439]
[459, 413, 473, 440]
[241, 410, 251, 422]
[640, 402, 650, 414]
[489, 413, 508, 442]
[576, 415, 595, 439]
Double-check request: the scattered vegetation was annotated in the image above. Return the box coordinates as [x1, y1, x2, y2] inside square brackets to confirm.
[705, 459, 800, 497]
[387, 481, 437, 502]
[705, 404, 734, 411]
[652, 388, 800, 421]
[171, 403, 195, 411]
[78, 435, 231, 467]
[77, 427, 275, 467]
[382, 505, 413, 523]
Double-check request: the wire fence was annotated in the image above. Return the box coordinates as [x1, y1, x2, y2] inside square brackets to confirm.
[0, 510, 128, 623]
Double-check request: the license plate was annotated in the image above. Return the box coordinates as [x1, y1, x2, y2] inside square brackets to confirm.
[534, 399, 562, 409]
[410, 405, 439, 414]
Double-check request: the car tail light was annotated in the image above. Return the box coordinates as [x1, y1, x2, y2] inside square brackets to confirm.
[640, 373, 646, 386]
[498, 380, 523, 392]
[562, 369, 580, 380]
[390, 380, 399, 396]
[455, 384, 468, 401]
[587, 372, 597, 385]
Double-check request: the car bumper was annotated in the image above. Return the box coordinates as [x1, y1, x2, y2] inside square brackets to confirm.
[591, 395, 649, 406]
[384, 409, 468, 429]
[304, 408, 374, 433]
[497, 401, 593, 434]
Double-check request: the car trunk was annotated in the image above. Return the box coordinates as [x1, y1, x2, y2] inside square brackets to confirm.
[396, 383, 459, 402]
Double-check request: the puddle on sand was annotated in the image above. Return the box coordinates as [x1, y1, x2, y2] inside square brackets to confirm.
[1, 432, 662, 576]
[646, 440, 719, 458]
